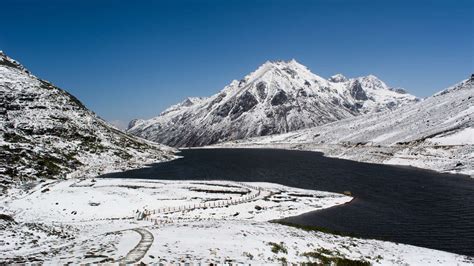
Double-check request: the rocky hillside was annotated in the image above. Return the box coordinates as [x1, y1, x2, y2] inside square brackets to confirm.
[128, 60, 417, 147]
[218, 75, 474, 175]
[0, 51, 175, 187]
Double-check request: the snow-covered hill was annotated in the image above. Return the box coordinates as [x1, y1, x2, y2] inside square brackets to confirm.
[0, 51, 175, 186]
[128, 60, 417, 147]
[217, 75, 474, 175]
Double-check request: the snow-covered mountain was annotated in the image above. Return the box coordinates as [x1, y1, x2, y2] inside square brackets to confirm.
[128, 60, 417, 147]
[0, 51, 175, 185]
[217, 75, 474, 175]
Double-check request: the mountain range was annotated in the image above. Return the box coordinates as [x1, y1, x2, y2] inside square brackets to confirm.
[1, 51, 471, 182]
[217, 75, 474, 175]
[127, 60, 418, 147]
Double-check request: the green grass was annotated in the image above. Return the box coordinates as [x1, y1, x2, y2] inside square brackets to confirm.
[273, 221, 373, 265]
[114, 150, 133, 160]
[268, 242, 288, 254]
[0, 213, 15, 222]
[4, 132, 29, 143]
[301, 251, 371, 266]
[36, 156, 63, 178]
[274, 220, 393, 244]
[78, 135, 107, 153]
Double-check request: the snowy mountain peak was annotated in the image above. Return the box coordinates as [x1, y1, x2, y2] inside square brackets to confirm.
[329, 74, 348, 83]
[181, 97, 206, 107]
[357, 74, 387, 90]
[255, 59, 311, 75]
[128, 118, 145, 130]
[236, 59, 326, 92]
[160, 96, 208, 115]
[0, 51, 29, 74]
[128, 60, 418, 147]
[262, 59, 300, 66]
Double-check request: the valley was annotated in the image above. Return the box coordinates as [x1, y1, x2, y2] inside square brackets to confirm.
[1, 50, 473, 264]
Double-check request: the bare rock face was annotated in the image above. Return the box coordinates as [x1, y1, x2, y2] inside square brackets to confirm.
[349, 80, 368, 101]
[0, 52, 174, 182]
[128, 60, 418, 147]
[128, 118, 144, 130]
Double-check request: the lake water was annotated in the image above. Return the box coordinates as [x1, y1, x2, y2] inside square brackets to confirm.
[102, 148, 474, 256]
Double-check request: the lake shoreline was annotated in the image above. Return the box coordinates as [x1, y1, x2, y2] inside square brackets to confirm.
[101, 148, 474, 256]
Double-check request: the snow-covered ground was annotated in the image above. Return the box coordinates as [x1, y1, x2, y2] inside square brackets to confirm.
[1, 178, 472, 264]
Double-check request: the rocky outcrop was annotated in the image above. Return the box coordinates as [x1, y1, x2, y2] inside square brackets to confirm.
[0, 52, 175, 183]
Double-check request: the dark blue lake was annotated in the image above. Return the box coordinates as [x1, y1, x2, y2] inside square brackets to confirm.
[102, 148, 474, 256]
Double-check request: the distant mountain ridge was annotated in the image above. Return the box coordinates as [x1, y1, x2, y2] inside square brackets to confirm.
[0, 51, 175, 185]
[128, 60, 418, 147]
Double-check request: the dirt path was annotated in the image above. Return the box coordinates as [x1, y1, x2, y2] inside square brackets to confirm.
[119, 228, 154, 264]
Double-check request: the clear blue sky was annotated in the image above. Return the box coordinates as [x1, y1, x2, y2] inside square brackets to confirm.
[1, 0, 472, 127]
